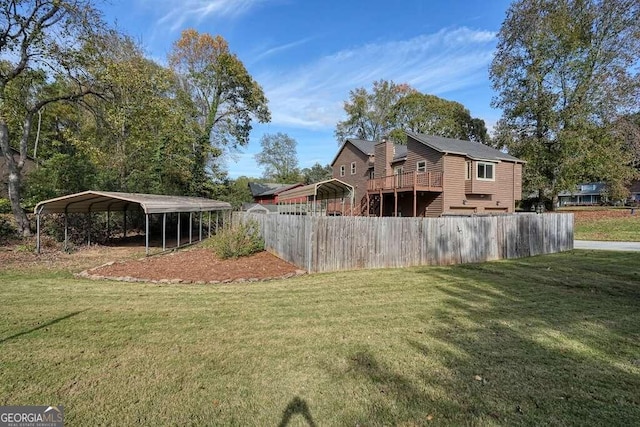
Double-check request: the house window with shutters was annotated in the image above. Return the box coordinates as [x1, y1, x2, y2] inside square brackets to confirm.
[340, 165, 345, 177]
[351, 162, 356, 175]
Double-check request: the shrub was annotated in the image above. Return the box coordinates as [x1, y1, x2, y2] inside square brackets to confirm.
[0, 216, 17, 245]
[0, 198, 11, 214]
[206, 219, 264, 259]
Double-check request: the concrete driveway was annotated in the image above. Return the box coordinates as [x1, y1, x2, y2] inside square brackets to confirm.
[574, 240, 640, 252]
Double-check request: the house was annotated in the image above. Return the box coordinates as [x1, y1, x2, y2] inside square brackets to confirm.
[247, 182, 304, 205]
[241, 202, 279, 214]
[1, 146, 36, 198]
[330, 131, 524, 217]
[557, 182, 607, 207]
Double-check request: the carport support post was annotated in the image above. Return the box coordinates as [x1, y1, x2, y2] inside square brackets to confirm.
[145, 213, 149, 256]
[87, 206, 91, 247]
[199, 211, 203, 241]
[216, 211, 219, 233]
[208, 211, 211, 238]
[123, 207, 127, 238]
[162, 213, 166, 251]
[64, 209, 68, 251]
[36, 213, 41, 254]
[189, 212, 193, 244]
[177, 213, 181, 248]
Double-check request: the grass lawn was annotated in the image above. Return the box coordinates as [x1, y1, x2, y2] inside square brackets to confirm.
[1, 251, 639, 425]
[571, 210, 640, 241]
[574, 217, 640, 241]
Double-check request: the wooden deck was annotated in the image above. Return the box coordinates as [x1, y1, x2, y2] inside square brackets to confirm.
[367, 171, 443, 193]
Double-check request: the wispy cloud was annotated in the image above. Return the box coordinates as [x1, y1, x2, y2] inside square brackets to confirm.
[153, 0, 267, 32]
[252, 37, 314, 63]
[256, 27, 497, 130]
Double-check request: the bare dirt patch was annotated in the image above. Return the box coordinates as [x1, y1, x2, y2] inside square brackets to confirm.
[85, 249, 301, 283]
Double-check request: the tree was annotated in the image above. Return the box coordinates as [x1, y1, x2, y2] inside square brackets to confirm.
[614, 113, 640, 170]
[215, 176, 256, 210]
[0, 0, 107, 236]
[490, 0, 640, 207]
[390, 93, 488, 143]
[79, 36, 196, 195]
[335, 80, 414, 142]
[255, 133, 300, 183]
[168, 29, 270, 196]
[301, 163, 332, 184]
[335, 80, 487, 144]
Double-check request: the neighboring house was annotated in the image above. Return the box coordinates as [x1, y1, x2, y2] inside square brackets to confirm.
[1, 147, 36, 198]
[241, 203, 279, 214]
[247, 182, 304, 205]
[557, 182, 607, 207]
[330, 131, 524, 217]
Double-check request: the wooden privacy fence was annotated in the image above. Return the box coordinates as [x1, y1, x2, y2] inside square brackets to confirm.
[234, 213, 574, 273]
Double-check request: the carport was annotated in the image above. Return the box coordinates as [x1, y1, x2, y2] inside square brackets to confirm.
[34, 191, 232, 255]
[277, 178, 354, 215]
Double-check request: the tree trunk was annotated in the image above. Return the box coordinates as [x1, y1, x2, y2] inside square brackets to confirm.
[0, 122, 31, 237]
[7, 171, 31, 236]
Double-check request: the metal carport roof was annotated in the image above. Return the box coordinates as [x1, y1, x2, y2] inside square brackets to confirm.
[33, 191, 232, 255]
[277, 178, 354, 202]
[34, 191, 232, 215]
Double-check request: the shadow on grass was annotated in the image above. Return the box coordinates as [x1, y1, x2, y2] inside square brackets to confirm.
[334, 251, 640, 424]
[411, 250, 640, 423]
[0, 309, 88, 345]
[278, 396, 316, 427]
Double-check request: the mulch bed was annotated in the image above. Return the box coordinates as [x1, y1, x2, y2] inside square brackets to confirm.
[79, 249, 305, 284]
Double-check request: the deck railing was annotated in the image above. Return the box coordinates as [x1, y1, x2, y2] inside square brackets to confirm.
[367, 171, 443, 192]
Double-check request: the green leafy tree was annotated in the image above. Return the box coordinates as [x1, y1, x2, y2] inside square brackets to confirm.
[390, 93, 488, 143]
[255, 132, 301, 183]
[335, 80, 415, 142]
[490, 0, 640, 207]
[24, 152, 97, 207]
[215, 176, 257, 210]
[0, 0, 107, 236]
[78, 36, 196, 195]
[335, 80, 487, 144]
[168, 29, 270, 196]
[301, 163, 332, 184]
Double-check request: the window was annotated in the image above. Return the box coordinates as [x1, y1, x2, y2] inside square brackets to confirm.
[339, 165, 345, 177]
[476, 162, 495, 180]
[394, 166, 404, 175]
[465, 161, 472, 180]
[350, 162, 356, 175]
[368, 169, 375, 179]
[416, 160, 427, 172]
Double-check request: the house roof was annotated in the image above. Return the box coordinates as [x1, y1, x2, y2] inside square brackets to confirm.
[34, 191, 232, 215]
[248, 182, 302, 197]
[557, 182, 607, 197]
[278, 178, 354, 202]
[241, 203, 279, 213]
[406, 131, 525, 163]
[331, 138, 407, 166]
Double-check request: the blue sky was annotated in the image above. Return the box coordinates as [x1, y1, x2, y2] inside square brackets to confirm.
[102, 0, 513, 178]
